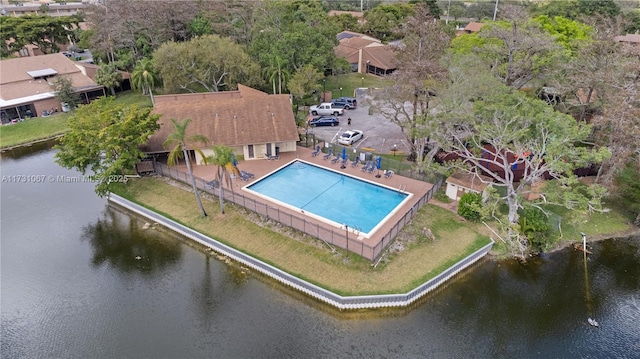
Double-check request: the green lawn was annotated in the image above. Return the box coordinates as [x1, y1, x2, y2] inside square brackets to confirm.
[0, 91, 152, 149]
[111, 177, 492, 296]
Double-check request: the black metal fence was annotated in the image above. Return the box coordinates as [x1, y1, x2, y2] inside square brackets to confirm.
[154, 161, 444, 261]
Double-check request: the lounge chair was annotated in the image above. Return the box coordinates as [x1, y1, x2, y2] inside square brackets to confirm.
[384, 170, 394, 179]
[205, 179, 218, 189]
[240, 173, 253, 181]
[361, 161, 372, 172]
[331, 154, 341, 164]
[340, 157, 348, 166]
[264, 153, 279, 160]
[240, 170, 255, 179]
[367, 164, 375, 174]
[323, 149, 333, 160]
[350, 157, 360, 168]
[311, 146, 321, 157]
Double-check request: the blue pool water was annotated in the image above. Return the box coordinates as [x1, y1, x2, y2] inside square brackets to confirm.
[246, 161, 409, 234]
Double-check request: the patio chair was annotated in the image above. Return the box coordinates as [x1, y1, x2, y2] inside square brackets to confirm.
[367, 164, 376, 174]
[205, 179, 218, 189]
[240, 173, 252, 181]
[264, 153, 279, 160]
[331, 154, 341, 164]
[311, 146, 321, 157]
[350, 157, 360, 168]
[361, 161, 372, 172]
[384, 170, 394, 179]
[240, 170, 255, 179]
[323, 149, 333, 160]
[340, 157, 348, 167]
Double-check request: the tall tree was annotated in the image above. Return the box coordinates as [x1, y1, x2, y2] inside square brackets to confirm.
[131, 58, 160, 106]
[207, 145, 235, 214]
[373, 4, 451, 161]
[550, 17, 640, 187]
[262, 55, 291, 95]
[163, 118, 209, 217]
[0, 15, 80, 57]
[362, 3, 415, 40]
[153, 34, 262, 93]
[50, 76, 80, 111]
[287, 64, 324, 119]
[431, 91, 610, 257]
[55, 97, 160, 196]
[577, 0, 620, 17]
[451, 12, 561, 90]
[95, 63, 123, 96]
[249, 0, 338, 77]
[409, 0, 441, 19]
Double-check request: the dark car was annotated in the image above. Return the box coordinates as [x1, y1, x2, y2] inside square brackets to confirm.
[334, 97, 357, 109]
[309, 116, 339, 127]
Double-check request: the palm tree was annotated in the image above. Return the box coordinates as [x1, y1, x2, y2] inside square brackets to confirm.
[131, 58, 160, 106]
[95, 63, 123, 96]
[207, 145, 234, 214]
[262, 55, 290, 95]
[163, 118, 209, 217]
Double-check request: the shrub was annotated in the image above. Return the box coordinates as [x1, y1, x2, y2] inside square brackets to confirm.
[458, 192, 483, 221]
[519, 206, 552, 251]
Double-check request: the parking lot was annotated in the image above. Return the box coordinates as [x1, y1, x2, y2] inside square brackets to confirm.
[304, 90, 410, 155]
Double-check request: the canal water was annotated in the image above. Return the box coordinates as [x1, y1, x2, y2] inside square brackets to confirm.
[2, 142, 639, 358]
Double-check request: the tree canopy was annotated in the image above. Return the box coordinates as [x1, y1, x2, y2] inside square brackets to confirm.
[249, 0, 339, 83]
[431, 90, 610, 256]
[55, 97, 160, 196]
[153, 34, 262, 93]
[0, 15, 79, 58]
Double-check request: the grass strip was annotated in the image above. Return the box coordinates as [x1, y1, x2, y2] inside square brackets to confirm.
[111, 177, 493, 296]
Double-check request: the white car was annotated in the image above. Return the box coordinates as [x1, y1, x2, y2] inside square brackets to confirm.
[338, 130, 364, 146]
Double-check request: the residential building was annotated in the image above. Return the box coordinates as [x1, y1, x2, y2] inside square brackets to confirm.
[0, 53, 104, 123]
[144, 85, 299, 163]
[335, 31, 397, 75]
[0, 0, 87, 17]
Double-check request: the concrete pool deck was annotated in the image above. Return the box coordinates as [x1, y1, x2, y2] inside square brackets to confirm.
[174, 146, 435, 256]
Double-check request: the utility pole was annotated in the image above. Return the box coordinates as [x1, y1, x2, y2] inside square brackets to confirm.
[493, 0, 499, 21]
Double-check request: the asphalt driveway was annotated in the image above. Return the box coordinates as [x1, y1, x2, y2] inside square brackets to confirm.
[304, 90, 410, 155]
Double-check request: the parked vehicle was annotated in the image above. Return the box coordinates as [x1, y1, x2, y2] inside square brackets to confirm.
[338, 130, 364, 145]
[310, 102, 344, 116]
[309, 116, 340, 127]
[334, 97, 357, 109]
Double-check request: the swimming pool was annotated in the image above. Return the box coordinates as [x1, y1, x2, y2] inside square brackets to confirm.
[245, 160, 410, 237]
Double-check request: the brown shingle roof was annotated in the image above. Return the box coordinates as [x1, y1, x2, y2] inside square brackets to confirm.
[446, 172, 491, 192]
[144, 85, 299, 153]
[0, 53, 98, 103]
[464, 22, 484, 33]
[614, 34, 640, 44]
[363, 46, 397, 71]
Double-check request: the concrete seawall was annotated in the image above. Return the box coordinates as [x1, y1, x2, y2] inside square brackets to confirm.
[108, 193, 494, 310]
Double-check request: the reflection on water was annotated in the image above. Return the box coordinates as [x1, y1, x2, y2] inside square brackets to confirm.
[2, 144, 639, 358]
[82, 207, 182, 275]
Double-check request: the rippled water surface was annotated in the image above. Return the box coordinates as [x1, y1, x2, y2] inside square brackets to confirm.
[2, 143, 638, 358]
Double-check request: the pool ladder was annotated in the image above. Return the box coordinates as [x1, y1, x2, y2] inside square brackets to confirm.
[398, 184, 407, 193]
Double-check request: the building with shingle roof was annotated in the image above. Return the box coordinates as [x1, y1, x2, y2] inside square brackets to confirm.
[614, 34, 640, 46]
[0, 53, 104, 123]
[334, 31, 397, 75]
[144, 85, 299, 163]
